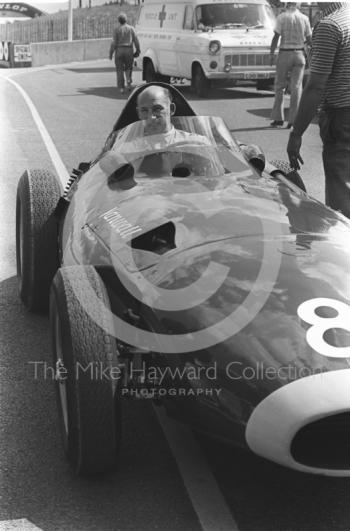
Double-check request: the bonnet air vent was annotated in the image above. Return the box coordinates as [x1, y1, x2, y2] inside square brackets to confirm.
[130, 221, 176, 255]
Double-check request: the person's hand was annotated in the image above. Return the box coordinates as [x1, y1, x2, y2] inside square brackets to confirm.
[269, 52, 275, 66]
[133, 51, 140, 58]
[287, 131, 304, 170]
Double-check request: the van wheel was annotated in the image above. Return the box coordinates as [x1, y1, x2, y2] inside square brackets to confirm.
[144, 61, 157, 83]
[257, 79, 273, 91]
[191, 65, 210, 97]
[158, 74, 171, 84]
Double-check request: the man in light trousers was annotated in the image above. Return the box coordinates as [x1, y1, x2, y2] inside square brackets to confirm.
[109, 13, 140, 94]
[270, 3, 312, 128]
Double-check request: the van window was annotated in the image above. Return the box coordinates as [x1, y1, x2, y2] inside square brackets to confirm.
[195, 3, 275, 29]
[184, 5, 194, 30]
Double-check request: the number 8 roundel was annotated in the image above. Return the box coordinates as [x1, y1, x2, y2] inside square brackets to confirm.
[297, 298, 350, 358]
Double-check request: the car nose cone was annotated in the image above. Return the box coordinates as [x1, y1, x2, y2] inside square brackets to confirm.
[246, 368, 350, 476]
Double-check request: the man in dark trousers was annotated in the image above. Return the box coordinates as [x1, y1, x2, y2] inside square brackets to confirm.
[109, 13, 141, 94]
[287, 2, 350, 218]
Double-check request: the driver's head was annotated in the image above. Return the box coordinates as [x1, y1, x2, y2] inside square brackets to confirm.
[136, 85, 176, 136]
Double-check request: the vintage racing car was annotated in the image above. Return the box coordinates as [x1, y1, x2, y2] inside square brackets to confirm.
[16, 83, 350, 477]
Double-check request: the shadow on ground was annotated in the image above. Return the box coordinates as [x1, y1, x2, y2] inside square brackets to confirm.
[75, 83, 275, 102]
[247, 106, 320, 125]
[65, 66, 116, 74]
[76, 86, 128, 100]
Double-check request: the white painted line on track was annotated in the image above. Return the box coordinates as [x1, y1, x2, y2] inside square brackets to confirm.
[154, 406, 240, 531]
[5, 76, 70, 189]
[0, 519, 43, 530]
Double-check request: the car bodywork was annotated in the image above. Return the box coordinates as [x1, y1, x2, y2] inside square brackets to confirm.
[17, 82, 350, 477]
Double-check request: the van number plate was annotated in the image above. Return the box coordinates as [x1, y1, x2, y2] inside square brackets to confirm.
[242, 72, 270, 79]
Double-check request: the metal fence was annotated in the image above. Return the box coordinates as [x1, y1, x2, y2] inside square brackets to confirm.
[0, 6, 138, 43]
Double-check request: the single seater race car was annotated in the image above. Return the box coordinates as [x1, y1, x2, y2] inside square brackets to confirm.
[16, 82, 350, 477]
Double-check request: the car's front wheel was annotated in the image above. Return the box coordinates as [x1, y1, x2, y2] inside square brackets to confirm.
[50, 265, 121, 476]
[16, 169, 61, 312]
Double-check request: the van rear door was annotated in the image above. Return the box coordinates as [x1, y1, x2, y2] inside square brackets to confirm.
[174, 4, 197, 79]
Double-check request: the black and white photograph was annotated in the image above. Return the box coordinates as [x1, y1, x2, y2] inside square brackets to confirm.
[1, 1, 350, 530]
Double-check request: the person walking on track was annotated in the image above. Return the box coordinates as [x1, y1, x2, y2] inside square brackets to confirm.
[270, 2, 312, 128]
[109, 13, 141, 94]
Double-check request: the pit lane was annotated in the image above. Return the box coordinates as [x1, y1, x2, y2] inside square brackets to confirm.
[1, 61, 347, 531]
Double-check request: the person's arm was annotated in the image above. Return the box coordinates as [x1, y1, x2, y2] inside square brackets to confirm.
[270, 32, 280, 65]
[287, 72, 329, 169]
[287, 19, 339, 169]
[132, 28, 141, 55]
[270, 14, 282, 65]
[109, 28, 117, 59]
[304, 17, 312, 46]
[293, 73, 328, 136]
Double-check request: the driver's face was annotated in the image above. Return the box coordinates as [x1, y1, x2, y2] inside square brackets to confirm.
[137, 89, 173, 135]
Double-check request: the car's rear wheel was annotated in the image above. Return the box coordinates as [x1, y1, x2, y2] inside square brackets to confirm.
[16, 169, 61, 312]
[191, 65, 210, 98]
[270, 159, 307, 192]
[50, 265, 121, 476]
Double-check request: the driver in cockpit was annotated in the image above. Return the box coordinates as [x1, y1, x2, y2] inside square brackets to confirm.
[119, 85, 211, 176]
[134, 85, 209, 148]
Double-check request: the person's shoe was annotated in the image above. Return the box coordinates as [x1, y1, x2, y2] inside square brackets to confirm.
[270, 120, 284, 127]
[287, 123, 293, 129]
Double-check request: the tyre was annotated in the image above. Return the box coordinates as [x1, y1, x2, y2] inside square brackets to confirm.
[144, 60, 158, 83]
[16, 169, 61, 312]
[50, 265, 121, 476]
[158, 74, 171, 84]
[256, 79, 273, 91]
[191, 65, 210, 98]
[270, 159, 307, 192]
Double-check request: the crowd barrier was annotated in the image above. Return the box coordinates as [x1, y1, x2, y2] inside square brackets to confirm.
[30, 38, 110, 66]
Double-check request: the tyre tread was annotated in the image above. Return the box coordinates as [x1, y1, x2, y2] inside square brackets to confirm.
[51, 266, 120, 476]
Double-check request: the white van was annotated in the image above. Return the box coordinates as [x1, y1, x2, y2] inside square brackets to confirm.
[135, 0, 276, 97]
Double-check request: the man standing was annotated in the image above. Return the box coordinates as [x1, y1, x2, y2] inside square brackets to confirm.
[109, 13, 141, 94]
[287, 3, 350, 218]
[270, 2, 312, 128]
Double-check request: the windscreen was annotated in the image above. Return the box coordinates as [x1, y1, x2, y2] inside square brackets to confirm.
[106, 115, 248, 180]
[195, 3, 275, 29]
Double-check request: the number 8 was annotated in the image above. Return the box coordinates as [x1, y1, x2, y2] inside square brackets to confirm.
[297, 298, 350, 358]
